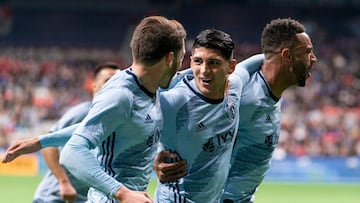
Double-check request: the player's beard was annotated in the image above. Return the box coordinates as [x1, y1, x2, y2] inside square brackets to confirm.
[160, 59, 179, 89]
[293, 60, 308, 87]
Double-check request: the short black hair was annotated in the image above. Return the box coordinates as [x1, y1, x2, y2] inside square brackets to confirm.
[94, 62, 120, 77]
[192, 28, 234, 60]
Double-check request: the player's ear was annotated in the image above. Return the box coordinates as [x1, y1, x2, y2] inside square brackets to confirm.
[92, 81, 97, 93]
[165, 52, 175, 68]
[228, 59, 237, 74]
[281, 48, 292, 62]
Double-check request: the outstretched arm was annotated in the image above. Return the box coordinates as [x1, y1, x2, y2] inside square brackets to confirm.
[1, 124, 78, 163]
[2, 136, 41, 163]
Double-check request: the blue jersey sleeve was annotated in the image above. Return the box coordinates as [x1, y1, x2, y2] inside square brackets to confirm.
[232, 54, 264, 84]
[74, 88, 131, 146]
[60, 88, 132, 197]
[236, 54, 264, 74]
[39, 124, 79, 148]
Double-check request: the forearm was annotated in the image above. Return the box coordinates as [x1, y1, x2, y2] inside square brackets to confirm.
[60, 135, 122, 197]
[41, 147, 71, 184]
[40, 124, 79, 148]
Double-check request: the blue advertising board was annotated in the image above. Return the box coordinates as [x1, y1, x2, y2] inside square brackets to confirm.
[265, 156, 360, 183]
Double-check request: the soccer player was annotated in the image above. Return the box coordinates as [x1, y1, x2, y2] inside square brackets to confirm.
[221, 18, 317, 203]
[33, 63, 120, 203]
[3, 15, 187, 203]
[154, 28, 261, 203]
[59, 15, 186, 203]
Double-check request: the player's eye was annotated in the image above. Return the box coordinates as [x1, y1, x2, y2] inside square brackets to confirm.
[208, 59, 221, 65]
[307, 48, 313, 54]
[193, 58, 203, 64]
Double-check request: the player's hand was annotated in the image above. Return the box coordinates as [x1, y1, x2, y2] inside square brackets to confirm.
[59, 181, 77, 203]
[114, 185, 153, 203]
[153, 151, 187, 183]
[1, 137, 41, 163]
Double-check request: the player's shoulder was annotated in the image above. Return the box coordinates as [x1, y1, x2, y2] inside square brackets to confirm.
[61, 101, 91, 118]
[71, 101, 92, 111]
[160, 79, 191, 108]
[228, 72, 245, 94]
[164, 74, 191, 92]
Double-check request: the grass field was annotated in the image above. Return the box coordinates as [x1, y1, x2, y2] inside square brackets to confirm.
[0, 175, 359, 203]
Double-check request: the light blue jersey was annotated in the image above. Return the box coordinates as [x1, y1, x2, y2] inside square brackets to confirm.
[34, 101, 91, 203]
[155, 66, 249, 203]
[221, 70, 281, 203]
[58, 68, 162, 202]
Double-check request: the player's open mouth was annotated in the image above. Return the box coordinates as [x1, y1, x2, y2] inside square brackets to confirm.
[200, 78, 212, 85]
[307, 67, 313, 78]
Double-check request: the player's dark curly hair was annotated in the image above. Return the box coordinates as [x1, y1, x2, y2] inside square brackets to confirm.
[261, 18, 305, 55]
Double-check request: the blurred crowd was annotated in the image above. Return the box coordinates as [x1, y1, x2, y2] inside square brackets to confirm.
[0, 47, 129, 147]
[0, 36, 359, 158]
[277, 37, 360, 158]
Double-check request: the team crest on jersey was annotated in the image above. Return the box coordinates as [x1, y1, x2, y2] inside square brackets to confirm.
[264, 134, 274, 147]
[227, 101, 236, 120]
[264, 133, 279, 147]
[146, 128, 161, 147]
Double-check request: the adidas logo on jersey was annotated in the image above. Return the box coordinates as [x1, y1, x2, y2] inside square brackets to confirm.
[196, 122, 207, 132]
[145, 114, 153, 123]
[265, 114, 272, 123]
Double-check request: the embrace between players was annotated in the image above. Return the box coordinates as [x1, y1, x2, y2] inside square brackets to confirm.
[2, 15, 316, 203]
